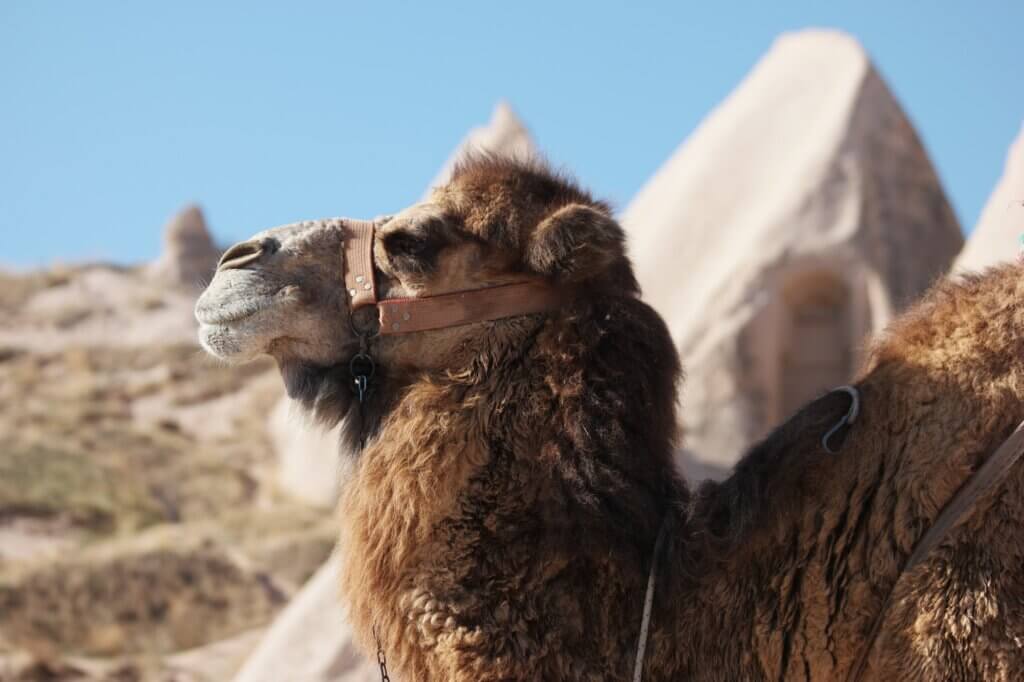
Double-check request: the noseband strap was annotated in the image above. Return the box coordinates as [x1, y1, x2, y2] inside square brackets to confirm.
[342, 218, 566, 336]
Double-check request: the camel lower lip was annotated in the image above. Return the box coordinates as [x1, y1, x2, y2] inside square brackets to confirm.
[197, 321, 263, 362]
[197, 323, 232, 359]
[195, 310, 254, 325]
[194, 298, 274, 325]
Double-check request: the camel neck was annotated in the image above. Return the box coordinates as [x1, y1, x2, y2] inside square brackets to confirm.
[337, 295, 685, 680]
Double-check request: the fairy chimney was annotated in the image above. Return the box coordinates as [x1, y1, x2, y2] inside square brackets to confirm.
[623, 29, 963, 477]
[149, 204, 220, 288]
[954, 123, 1024, 273]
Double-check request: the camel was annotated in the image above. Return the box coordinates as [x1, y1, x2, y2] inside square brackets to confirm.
[196, 156, 1024, 680]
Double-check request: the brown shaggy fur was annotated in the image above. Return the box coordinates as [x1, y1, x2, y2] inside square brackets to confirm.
[334, 158, 684, 680]
[678, 266, 1024, 681]
[249, 158, 1024, 679]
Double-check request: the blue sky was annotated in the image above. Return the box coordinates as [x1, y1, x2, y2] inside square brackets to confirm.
[2, 2, 1022, 266]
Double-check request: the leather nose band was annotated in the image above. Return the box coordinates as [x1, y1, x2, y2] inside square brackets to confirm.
[342, 219, 379, 311]
[340, 218, 565, 336]
[377, 281, 566, 335]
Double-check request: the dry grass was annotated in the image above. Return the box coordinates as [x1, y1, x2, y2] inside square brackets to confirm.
[0, 505, 334, 658]
[0, 445, 163, 534]
[0, 345, 279, 531]
[0, 268, 338, 679]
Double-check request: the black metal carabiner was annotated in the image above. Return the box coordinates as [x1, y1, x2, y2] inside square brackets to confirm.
[349, 351, 376, 403]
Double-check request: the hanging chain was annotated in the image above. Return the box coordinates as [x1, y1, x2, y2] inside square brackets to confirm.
[373, 624, 391, 682]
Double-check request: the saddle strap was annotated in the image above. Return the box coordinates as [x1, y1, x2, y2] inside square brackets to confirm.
[847, 417, 1024, 682]
[633, 516, 671, 682]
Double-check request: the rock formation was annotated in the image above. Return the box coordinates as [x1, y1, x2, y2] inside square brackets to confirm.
[233, 555, 381, 682]
[268, 398, 343, 508]
[622, 29, 963, 477]
[148, 204, 221, 289]
[954, 123, 1024, 273]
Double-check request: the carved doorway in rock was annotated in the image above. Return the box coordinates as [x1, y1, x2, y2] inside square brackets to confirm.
[780, 271, 851, 418]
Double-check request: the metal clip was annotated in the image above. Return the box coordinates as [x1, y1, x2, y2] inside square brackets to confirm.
[822, 385, 860, 454]
[349, 351, 375, 404]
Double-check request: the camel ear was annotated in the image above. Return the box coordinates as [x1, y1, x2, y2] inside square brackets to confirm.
[524, 204, 625, 283]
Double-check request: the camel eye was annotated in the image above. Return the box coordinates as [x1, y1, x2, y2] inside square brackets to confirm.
[384, 231, 430, 258]
[382, 229, 445, 274]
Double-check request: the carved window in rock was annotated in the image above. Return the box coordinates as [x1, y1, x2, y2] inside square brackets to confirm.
[780, 273, 851, 419]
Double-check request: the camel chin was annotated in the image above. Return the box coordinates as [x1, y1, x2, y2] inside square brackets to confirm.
[195, 270, 290, 363]
[196, 315, 274, 363]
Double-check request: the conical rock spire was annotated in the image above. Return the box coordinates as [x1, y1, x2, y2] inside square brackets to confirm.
[623, 29, 962, 474]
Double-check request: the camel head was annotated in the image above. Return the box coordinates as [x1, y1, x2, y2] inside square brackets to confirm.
[196, 156, 637, 436]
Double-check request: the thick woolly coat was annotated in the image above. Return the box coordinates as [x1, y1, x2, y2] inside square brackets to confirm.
[297, 161, 1024, 680]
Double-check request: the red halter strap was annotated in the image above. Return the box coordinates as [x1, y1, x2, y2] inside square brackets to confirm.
[341, 219, 566, 336]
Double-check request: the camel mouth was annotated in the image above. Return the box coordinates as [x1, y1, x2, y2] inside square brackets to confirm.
[197, 317, 269, 362]
[194, 298, 274, 326]
[195, 289, 281, 362]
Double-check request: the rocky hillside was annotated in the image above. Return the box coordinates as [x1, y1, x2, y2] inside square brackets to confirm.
[0, 210, 337, 681]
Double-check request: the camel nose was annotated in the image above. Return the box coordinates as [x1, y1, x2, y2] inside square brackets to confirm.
[217, 238, 277, 271]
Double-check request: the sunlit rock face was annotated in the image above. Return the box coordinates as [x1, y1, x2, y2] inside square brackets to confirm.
[622, 29, 962, 477]
[954, 123, 1024, 274]
[233, 554, 384, 682]
[267, 395, 342, 508]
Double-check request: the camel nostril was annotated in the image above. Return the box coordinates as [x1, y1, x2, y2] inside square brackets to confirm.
[217, 240, 265, 271]
[260, 237, 280, 255]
